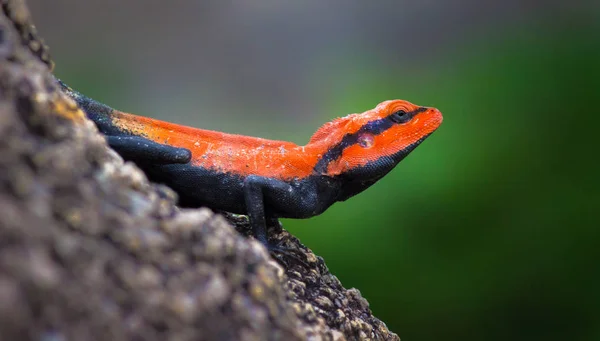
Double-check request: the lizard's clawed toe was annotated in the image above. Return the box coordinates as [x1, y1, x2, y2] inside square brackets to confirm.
[265, 241, 309, 268]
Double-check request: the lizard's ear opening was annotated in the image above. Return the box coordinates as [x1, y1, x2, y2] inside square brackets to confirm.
[357, 133, 375, 148]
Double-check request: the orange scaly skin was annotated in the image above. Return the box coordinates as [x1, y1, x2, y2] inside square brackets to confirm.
[59, 80, 442, 248]
[109, 100, 441, 179]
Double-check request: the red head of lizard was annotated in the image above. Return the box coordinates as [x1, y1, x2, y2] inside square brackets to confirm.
[308, 100, 443, 177]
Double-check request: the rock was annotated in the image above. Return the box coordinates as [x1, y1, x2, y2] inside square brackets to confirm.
[0, 1, 399, 340]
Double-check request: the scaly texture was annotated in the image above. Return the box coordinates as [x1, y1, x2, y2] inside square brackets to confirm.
[0, 1, 400, 340]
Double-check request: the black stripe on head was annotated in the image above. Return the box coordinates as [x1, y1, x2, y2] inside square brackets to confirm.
[313, 107, 426, 174]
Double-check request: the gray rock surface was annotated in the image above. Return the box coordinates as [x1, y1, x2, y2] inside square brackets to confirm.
[0, 1, 399, 340]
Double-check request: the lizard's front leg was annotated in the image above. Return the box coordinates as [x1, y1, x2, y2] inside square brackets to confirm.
[242, 175, 300, 247]
[243, 175, 314, 267]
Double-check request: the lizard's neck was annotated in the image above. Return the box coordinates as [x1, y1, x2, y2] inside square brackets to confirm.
[298, 140, 343, 176]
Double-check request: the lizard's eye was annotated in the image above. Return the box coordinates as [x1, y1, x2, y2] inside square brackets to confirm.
[358, 133, 374, 148]
[389, 110, 410, 124]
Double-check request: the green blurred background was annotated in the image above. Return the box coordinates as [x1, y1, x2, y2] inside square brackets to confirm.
[30, 1, 599, 340]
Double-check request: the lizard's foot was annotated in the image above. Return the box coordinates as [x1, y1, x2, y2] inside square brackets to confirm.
[265, 241, 309, 268]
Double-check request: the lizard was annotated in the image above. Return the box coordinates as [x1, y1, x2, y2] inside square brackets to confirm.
[58, 80, 443, 250]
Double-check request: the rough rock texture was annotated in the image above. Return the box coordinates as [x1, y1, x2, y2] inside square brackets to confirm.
[0, 1, 400, 340]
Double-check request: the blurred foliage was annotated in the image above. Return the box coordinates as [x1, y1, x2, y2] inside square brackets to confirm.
[54, 12, 598, 341]
[285, 20, 599, 341]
